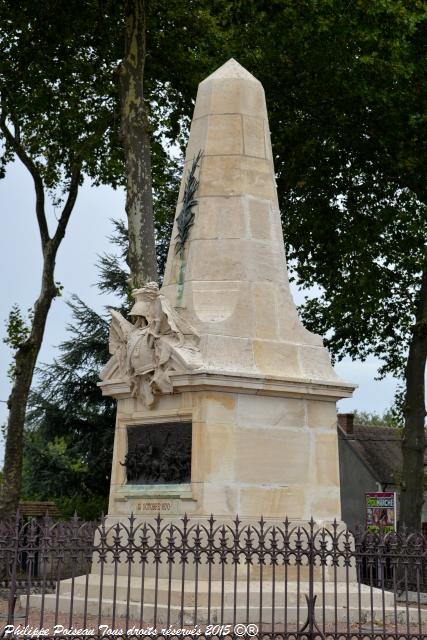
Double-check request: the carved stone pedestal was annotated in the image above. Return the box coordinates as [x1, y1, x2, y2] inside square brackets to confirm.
[103, 382, 353, 523]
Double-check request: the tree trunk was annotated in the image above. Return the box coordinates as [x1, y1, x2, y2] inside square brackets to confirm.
[399, 269, 427, 533]
[120, 0, 158, 288]
[0, 249, 58, 518]
[0, 146, 80, 518]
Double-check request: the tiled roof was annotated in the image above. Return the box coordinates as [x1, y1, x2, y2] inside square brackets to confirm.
[338, 424, 403, 485]
[18, 501, 60, 517]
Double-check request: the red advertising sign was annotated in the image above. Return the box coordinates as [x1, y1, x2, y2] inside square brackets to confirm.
[365, 492, 396, 533]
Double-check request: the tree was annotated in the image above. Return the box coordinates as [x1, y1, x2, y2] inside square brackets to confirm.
[0, 0, 122, 517]
[22, 220, 127, 519]
[13, 0, 425, 531]
[21, 137, 179, 515]
[230, 0, 426, 531]
[352, 410, 402, 429]
[23, 272, 124, 519]
[119, 0, 233, 285]
[1, 0, 230, 516]
[120, 0, 158, 285]
[22, 210, 176, 518]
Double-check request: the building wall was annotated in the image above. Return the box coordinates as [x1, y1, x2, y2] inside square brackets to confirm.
[338, 436, 380, 531]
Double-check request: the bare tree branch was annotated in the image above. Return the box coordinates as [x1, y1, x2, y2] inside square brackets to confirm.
[50, 109, 114, 252]
[0, 113, 50, 249]
[51, 164, 81, 252]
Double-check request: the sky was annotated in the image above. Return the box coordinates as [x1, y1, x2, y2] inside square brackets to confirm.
[0, 161, 400, 464]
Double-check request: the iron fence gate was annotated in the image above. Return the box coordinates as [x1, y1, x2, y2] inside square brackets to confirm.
[0, 513, 426, 640]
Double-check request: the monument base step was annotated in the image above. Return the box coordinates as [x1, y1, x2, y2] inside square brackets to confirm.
[20, 574, 427, 626]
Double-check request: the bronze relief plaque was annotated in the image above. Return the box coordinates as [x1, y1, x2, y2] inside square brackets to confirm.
[122, 422, 192, 485]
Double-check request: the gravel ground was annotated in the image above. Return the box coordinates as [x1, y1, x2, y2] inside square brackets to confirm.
[0, 597, 426, 639]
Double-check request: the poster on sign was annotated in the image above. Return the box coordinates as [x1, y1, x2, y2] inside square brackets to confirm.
[365, 492, 396, 533]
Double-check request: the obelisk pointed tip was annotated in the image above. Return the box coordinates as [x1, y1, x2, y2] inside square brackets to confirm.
[202, 58, 261, 84]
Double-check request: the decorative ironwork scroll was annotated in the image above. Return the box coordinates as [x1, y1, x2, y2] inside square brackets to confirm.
[121, 422, 192, 484]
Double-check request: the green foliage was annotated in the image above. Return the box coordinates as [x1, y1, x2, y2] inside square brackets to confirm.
[4, 1, 423, 384]
[152, 152, 181, 280]
[3, 305, 33, 380]
[22, 222, 129, 518]
[352, 409, 403, 429]
[384, 385, 407, 429]
[56, 495, 108, 521]
[3, 305, 31, 351]
[0, 0, 232, 298]
[21, 198, 178, 516]
[0, 0, 232, 191]
[228, 0, 427, 384]
[22, 295, 116, 517]
[96, 219, 131, 301]
[229, 1, 426, 526]
[0, 0, 123, 191]
[11, 0, 427, 517]
[2, 0, 232, 517]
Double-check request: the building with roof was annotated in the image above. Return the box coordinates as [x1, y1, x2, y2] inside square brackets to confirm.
[337, 413, 427, 531]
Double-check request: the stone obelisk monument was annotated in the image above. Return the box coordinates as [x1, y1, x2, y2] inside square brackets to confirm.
[27, 62, 412, 626]
[100, 59, 355, 523]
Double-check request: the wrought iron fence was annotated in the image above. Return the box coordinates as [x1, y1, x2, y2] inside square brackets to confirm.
[0, 513, 426, 640]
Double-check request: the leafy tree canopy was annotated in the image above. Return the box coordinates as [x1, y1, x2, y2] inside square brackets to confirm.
[229, 0, 426, 530]
[352, 409, 402, 429]
[0, 0, 231, 189]
[0, 0, 232, 517]
[228, 0, 427, 378]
